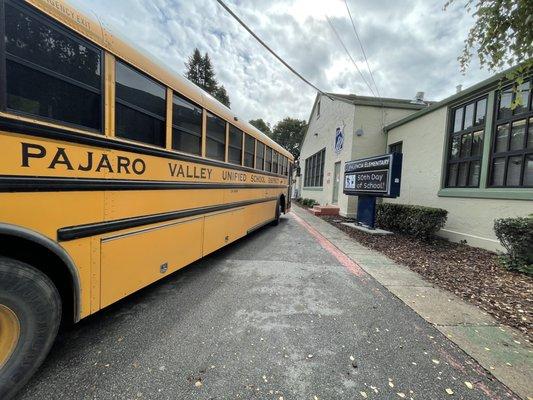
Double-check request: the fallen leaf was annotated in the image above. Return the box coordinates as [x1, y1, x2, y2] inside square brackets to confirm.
[445, 388, 453, 395]
[194, 381, 203, 388]
[360, 391, 368, 398]
[432, 359, 440, 365]
[464, 381, 473, 389]
[397, 393, 406, 398]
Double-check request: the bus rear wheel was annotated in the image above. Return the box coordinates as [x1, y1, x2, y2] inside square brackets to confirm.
[0, 257, 61, 400]
[271, 199, 282, 226]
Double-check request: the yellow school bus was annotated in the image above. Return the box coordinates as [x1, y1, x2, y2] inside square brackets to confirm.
[0, 0, 293, 396]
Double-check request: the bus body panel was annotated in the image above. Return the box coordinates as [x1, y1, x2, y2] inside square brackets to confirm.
[100, 216, 204, 307]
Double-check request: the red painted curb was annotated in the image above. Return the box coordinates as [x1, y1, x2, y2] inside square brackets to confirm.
[290, 211, 366, 278]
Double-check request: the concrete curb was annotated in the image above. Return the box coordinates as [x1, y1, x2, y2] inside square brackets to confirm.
[291, 205, 533, 400]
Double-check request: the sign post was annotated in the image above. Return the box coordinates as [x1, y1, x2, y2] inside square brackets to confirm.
[343, 153, 402, 229]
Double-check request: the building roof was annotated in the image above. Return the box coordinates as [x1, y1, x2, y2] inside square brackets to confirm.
[299, 93, 431, 152]
[384, 64, 525, 133]
[327, 93, 433, 110]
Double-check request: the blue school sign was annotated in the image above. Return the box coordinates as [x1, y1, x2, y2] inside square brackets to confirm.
[343, 153, 402, 228]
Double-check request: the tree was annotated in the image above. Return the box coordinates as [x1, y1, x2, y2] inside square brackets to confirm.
[185, 48, 231, 108]
[271, 118, 307, 159]
[249, 118, 272, 137]
[200, 53, 218, 94]
[446, 0, 532, 106]
[185, 49, 203, 87]
[213, 85, 231, 108]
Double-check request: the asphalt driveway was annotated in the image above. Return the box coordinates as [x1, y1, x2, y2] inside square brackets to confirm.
[16, 213, 518, 399]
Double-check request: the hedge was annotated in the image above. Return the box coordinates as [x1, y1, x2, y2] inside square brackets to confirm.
[376, 203, 448, 240]
[494, 216, 533, 275]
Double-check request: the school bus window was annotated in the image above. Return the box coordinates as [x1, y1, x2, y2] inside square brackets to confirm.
[272, 151, 279, 174]
[265, 147, 272, 172]
[206, 112, 226, 161]
[244, 134, 255, 168]
[172, 93, 202, 155]
[228, 125, 243, 165]
[3, 1, 103, 130]
[115, 61, 166, 147]
[256, 141, 265, 170]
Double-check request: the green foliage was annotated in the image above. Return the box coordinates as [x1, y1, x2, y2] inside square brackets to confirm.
[376, 203, 448, 240]
[249, 118, 273, 137]
[444, 1, 532, 98]
[185, 48, 231, 108]
[296, 198, 318, 207]
[444, 0, 532, 71]
[271, 118, 307, 159]
[494, 216, 533, 275]
[213, 84, 231, 108]
[502, 63, 532, 110]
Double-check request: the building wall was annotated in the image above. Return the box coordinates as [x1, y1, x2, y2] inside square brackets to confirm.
[385, 107, 532, 251]
[299, 96, 356, 215]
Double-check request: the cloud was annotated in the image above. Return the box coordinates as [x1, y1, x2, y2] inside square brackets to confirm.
[70, 0, 493, 125]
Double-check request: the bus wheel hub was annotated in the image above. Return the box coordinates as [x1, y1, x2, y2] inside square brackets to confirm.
[0, 304, 20, 369]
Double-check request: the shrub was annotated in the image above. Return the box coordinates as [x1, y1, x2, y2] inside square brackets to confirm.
[297, 198, 318, 207]
[376, 203, 448, 240]
[494, 216, 533, 275]
[299, 198, 318, 207]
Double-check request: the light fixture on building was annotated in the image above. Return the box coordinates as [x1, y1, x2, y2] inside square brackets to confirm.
[314, 132, 318, 137]
[355, 128, 364, 137]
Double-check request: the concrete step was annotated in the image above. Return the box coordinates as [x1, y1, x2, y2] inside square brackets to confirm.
[308, 205, 340, 216]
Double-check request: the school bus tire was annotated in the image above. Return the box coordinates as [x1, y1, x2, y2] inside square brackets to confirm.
[0, 257, 61, 400]
[271, 199, 282, 226]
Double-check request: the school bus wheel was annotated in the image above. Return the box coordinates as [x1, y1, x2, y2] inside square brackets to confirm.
[0, 257, 61, 400]
[271, 199, 282, 226]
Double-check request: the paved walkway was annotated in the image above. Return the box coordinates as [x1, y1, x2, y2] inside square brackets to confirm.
[293, 204, 532, 400]
[16, 210, 526, 399]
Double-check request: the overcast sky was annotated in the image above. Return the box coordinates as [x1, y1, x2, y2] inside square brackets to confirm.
[71, 0, 493, 125]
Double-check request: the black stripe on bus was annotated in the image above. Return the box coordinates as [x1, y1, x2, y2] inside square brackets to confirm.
[57, 196, 279, 242]
[0, 175, 287, 192]
[0, 117, 290, 179]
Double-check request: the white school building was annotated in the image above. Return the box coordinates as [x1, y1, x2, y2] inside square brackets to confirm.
[297, 69, 532, 251]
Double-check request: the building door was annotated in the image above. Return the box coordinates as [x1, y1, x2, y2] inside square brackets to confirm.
[332, 161, 341, 204]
